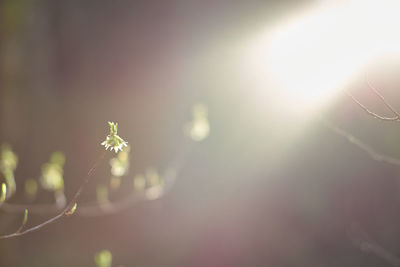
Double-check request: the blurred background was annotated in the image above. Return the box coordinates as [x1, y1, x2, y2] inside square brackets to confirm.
[2, 0, 400, 266]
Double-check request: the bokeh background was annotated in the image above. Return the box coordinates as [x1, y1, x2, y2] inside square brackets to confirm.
[2, 0, 400, 266]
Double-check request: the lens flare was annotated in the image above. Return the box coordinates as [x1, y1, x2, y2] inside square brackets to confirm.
[243, 0, 400, 112]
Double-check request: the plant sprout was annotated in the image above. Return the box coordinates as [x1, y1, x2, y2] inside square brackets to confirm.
[101, 122, 128, 153]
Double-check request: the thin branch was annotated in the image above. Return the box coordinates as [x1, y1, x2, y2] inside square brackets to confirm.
[346, 79, 400, 122]
[366, 79, 400, 118]
[0, 150, 106, 239]
[323, 119, 400, 166]
[345, 90, 400, 121]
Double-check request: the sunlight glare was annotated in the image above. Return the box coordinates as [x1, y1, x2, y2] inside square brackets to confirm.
[243, 0, 400, 112]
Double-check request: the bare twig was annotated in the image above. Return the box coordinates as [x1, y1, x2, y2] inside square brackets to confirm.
[366, 79, 400, 117]
[323, 120, 400, 166]
[0, 151, 105, 239]
[346, 79, 400, 122]
[345, 91, 399, 121]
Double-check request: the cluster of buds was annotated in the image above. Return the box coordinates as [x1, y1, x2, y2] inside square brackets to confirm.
[101, 122, 128, 153]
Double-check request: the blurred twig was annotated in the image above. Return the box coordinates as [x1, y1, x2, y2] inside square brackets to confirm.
[328, 78, 400, 266]
[326, 118, 400, 266]
[347, 222, 400, 266]
[323, 120, 400, 166]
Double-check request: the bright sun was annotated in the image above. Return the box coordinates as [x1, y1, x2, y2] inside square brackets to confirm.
[243, 0, 400, 112]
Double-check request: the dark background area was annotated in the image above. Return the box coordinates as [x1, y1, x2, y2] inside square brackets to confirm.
[1, 0, 400, 266]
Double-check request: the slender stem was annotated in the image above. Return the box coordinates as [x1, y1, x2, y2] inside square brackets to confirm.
[0, 150, 106, 239]
[346, 79, 400, 122]
[345, 90, 399, 121]
[365, 79, 400, 117]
